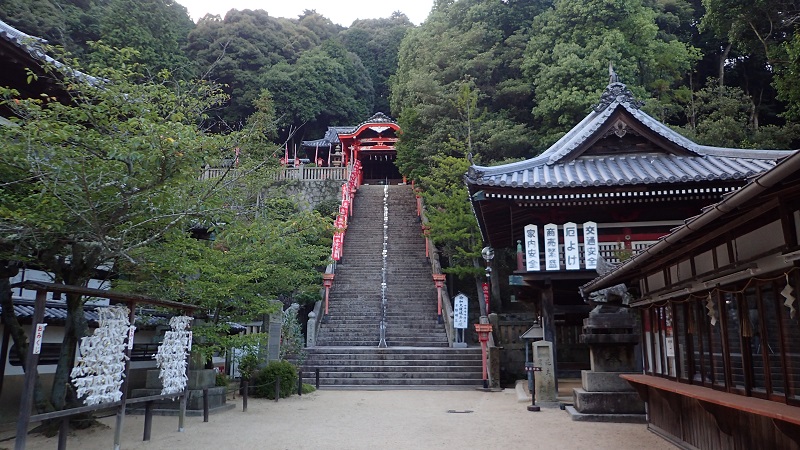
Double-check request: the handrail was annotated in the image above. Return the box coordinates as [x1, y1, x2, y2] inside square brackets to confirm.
[273, 166, 348, 181]
[199, 165, 348, 182]
[418, 195, 455, 347]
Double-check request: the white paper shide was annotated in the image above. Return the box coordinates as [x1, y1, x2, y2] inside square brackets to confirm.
[155, 316, 193, 395]
[71, 305, 133, 406]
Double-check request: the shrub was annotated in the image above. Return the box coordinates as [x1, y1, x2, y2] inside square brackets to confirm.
[215, 373, 230, 387]
[253, 360, 298, 399]
[301, 383, 316, 394]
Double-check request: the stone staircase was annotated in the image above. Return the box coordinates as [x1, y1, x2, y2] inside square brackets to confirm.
[304, 184, 483, 388]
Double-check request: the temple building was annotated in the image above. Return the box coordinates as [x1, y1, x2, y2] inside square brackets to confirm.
[301, 112, 401, 183]
[582, 149, 800, 448]
[465, 79, 794, 380]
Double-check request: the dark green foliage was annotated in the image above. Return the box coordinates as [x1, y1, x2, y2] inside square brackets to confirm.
[253, 360, 299, 399]
[262, 40, 374, 137]
[523, 0, 699, 144]
[215, 373, 230, 387]
[0, 0, 195, 73]
[341, 13, 413, 114]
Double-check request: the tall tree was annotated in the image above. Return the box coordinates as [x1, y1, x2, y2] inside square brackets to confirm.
[94, 0, 196, 76]
[0, 48, 228, 412]
[262, 41, 374, 138]
[522, 0, 700, 145]
[186, 9, 320, 128]
[117, 200, 331, 360]
[340, 12, 413, 114]
[391, 0, 544, 179]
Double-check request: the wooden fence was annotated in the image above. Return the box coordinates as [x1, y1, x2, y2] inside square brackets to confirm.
[200, 166, 348, 182]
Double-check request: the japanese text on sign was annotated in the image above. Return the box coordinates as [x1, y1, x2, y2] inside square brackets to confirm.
[453, 294, 469, 329]
[544, 223, 559, 271]
[524, 224, 540, 271]
[563, 222, 580, 270]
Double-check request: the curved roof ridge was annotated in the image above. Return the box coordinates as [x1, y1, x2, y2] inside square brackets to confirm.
[0, 18, 101, 86]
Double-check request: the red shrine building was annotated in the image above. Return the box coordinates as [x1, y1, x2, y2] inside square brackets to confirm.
[465, 79, 794, 379]
[301, 112, 402, 183]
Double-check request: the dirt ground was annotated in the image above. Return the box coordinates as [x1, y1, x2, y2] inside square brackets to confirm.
[8, 388, 675, 450]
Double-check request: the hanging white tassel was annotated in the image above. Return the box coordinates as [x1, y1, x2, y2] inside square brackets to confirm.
[71, 305, 132, 405]
[782, 273, 796, 320]
[706, 293, 717, 327]
[155, 315, 193, 395]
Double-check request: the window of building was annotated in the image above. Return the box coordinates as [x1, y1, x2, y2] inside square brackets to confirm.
[641, 275, 800, 405]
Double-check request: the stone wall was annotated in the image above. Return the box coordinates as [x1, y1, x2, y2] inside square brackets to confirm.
[267, 179, 344, 212]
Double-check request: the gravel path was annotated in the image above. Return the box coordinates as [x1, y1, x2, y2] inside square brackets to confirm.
[13, 389, 675, 449]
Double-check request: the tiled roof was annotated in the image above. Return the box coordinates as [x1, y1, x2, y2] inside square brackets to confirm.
[301, 113, 397, 147]
[4, 299, 246, 331]
[0, 19, 101, 86]
[466, 82, 794, 189]
[301, 126, 354, 147]
[5, 300, 102, 324]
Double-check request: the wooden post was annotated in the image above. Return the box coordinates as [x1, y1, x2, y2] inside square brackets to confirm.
[58, 417, 69, 450]
[113, 303, 136, 450]
[143, 401, 153, 441]
[541, 281, 558, 392]
[297, 369, 303, 396]
[433, 274, 446, 324]
[178, 390, 187, 432]
[242, 380, 248, 412]
[15, 289, 46, 450]
[274, 377, 280, 402]
[203, 388, 209, 422]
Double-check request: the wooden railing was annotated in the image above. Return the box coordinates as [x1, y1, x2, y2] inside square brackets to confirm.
[199, 166, 237, 180]
[200, 165, 348, 182]
[273, 166, 348, 181]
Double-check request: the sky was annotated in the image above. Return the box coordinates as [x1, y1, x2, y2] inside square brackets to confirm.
[177, 0, 435, 26]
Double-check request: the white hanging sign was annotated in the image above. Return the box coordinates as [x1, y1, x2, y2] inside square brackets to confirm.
[71, 305, 132, 405]
[563, 222, 580, 270]
[33, 323, 47, 355]
[155, 316, 193, 396]
[127, 325, 136, 350]
[583, 221, 599, 270]
[453, 294, 469, 329]
[544, 224, 560, 271]
[524, 224, 540, 271]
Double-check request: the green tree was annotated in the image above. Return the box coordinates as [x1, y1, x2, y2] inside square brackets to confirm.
[340, 12, 413, 114]
[186, 9, 321, 128]
[418, 155, 485, 313]
[117, 203, 330, 360]
[391, 0, 543, 179]
[262, 41, 374, 137]
[94, 0, 196, 76]
[523, 0, 700, 145]
[0, 48, 228, 412]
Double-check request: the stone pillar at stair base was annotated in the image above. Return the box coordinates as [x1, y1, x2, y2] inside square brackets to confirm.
[267, 303, 283, 362]
[307, 310, 317, 347]
[533, 341, 556, 404]
[566, 311, 645, 423]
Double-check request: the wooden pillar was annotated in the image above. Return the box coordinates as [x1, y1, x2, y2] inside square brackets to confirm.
[15, 289, 46, 450]
[114, 302, 137, 450]
[0, 326, 10, 395]
[541, 281, 558, 391]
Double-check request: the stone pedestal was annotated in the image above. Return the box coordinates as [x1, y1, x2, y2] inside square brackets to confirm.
[129, 369, 233, 416]
[566, 312, 645, 423]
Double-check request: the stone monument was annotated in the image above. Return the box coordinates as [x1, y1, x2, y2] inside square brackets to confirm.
[568, 255, 645, 422]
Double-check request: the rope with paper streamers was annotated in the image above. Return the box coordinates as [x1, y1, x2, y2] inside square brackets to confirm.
[640, 266, 800, 323]
[70, 305, 133, 406]
[155, 315, 193, 396]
